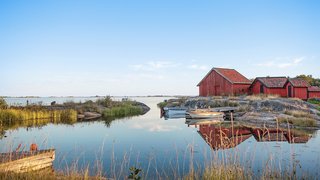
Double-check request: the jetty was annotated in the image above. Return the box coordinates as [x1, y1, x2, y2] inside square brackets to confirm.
[0, 149, 55, 173]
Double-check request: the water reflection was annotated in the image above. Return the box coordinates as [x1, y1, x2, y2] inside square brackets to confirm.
[188, 122, 314, 150]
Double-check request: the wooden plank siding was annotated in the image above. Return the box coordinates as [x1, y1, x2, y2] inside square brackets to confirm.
[308, 86, 320, 99]
[198, 68, 251, 96]
[308, 92, 320, 98]
[250, 80, 287, 97]
[199, 70, 233, 96]
[286, 81, 308, 100]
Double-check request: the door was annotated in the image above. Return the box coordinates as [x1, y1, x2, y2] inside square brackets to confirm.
[260, 84, 264, 93]
[288, 85, 292, 97]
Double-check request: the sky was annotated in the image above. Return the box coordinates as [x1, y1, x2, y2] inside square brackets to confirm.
[0, 0, 319, 96]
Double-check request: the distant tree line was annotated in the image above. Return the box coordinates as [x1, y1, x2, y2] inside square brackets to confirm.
[296, 75, 320, 86]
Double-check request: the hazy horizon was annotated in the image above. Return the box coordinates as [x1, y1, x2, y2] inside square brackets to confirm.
[1, 1, 319, 96]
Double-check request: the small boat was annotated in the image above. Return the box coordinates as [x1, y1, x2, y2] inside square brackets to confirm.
[0, 149, 55, 173]
[163, 107, 187, 119]
[186, 109, 225, 119]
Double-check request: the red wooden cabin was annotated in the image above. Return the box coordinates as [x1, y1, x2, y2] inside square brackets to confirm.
[197, 68, 251, 96]
[308, 86, 320, 99]
[285, 78, 309, 100]
[250, 77, 288, 97]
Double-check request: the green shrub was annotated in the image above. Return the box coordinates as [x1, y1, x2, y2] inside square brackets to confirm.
[96, 96, 113, 108]
[0, 98, 8, 109]
[103, 104, 142, 118]
[157, 101, 168, 108]
[308, 98, 320, 105]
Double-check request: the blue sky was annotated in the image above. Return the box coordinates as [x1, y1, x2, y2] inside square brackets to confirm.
[0, 0, 319, 96]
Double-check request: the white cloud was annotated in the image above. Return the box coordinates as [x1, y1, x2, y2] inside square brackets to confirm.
[131, 123, 181, 132]
[131, 61, 179, 71]
[188, 64, 209, 71]
[256, 57, 304, 69]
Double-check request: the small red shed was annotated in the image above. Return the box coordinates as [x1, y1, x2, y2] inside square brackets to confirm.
[285, 78, 309, 100]
[250, 77, 288, 97]
[308, 86, 320, 99]
[197, 68, 251, 96]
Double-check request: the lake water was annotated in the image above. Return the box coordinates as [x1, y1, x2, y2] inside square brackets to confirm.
[1, 97, 320, 178]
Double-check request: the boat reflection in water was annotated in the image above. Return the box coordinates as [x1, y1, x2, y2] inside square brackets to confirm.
[188, 122, 313, 150]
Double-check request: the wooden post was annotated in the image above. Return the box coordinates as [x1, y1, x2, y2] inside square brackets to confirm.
[231, 112, 234, 137]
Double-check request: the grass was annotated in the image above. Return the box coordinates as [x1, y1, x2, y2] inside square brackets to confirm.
[102, 102, 142, 118]
[0, 170, 103, 180]
[284, 110, 314, 119]
[277, 117, 317, 127]
[157, 101, 168, 109]
[245, 94, 280, 101]
[308, 98, 320, 105]
[207, 100, 239, 108]
[0, 108, 78, 131]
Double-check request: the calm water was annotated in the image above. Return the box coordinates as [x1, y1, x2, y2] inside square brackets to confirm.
[1, 97, 320, 178]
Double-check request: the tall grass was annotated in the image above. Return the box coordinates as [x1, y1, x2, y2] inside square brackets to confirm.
[0, 109, 78, 130]
[245, 94, 280, 101]
[284, 110, 314, 119]
[279, 110, 317, 127]
[103, 103, 142, 118]
[277, 117, 317, 127]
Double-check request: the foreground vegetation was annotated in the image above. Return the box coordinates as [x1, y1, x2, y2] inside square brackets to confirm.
[0, 130, 315, 180]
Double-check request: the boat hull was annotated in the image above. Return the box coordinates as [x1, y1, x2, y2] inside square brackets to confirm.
[0, 149, 55, 173]
[186, 110, 225, 119]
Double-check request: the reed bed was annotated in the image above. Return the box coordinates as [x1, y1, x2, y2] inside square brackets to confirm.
[102, 103, 142, 118]
[0, 109, 78, 129]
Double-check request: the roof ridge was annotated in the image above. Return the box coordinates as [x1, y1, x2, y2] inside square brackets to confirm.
[256, 76, 287, 78]
[197, 67, 251, 86]
[213, 67, 235, 70]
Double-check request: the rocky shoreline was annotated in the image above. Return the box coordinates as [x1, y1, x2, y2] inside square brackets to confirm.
[161, 96, 320, 129]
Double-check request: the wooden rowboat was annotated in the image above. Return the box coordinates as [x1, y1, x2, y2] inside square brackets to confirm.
[0, 149, 55, 173]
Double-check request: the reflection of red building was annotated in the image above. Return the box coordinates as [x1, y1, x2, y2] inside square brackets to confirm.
[196, 125, 312, 150]
[198, 125, 252, 150]
[252, 128, 287, 142]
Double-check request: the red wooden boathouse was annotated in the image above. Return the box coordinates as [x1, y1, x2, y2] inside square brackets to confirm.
[250, 77, 288, 97]
[308, 86, 320, 99]
[285, 78, 309, 100]
[197, 68, 251, 96]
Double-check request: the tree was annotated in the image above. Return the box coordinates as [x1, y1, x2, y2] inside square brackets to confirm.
[0, 98, 8, 109]
[296, 74, 320, 86]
